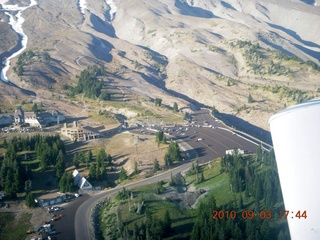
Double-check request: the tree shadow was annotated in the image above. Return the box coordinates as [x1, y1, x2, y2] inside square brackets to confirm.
[117, 157, 130, 167]
[112, 153, 129, 162]
[193, 147, 207, 157]
[171, 219, 195, 239]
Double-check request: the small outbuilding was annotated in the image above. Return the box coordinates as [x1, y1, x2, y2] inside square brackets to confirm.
[36, 192, 66, 207]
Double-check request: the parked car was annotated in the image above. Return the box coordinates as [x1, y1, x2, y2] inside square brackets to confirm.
[53, 206, 62, 211]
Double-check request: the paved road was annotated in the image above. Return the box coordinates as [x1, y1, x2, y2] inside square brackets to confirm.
[69, 109, 266, 239]
[75, 162, 193, 240]
[48, 194, 90, 240]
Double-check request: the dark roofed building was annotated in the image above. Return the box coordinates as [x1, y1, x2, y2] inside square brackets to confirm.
[0, 114, 14, 126]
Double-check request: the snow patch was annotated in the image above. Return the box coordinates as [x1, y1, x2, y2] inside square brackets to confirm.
[0, 0, 38, 82]
[105, 0, 117, 21]
[79, 0, 87, 15]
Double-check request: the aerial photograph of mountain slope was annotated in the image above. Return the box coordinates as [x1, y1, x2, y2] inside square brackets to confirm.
[0, 0, 319, 239]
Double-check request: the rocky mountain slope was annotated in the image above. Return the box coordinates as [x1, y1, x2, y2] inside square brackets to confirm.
[0, 0, 319, 134]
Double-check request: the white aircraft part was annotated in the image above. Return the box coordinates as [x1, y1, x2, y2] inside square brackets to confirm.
[269, 99, 320, 240]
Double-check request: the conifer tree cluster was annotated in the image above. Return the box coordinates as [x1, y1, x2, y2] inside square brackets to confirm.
[0, 135, 65, 198]
[73, 65, 108, 99]
[155, 131, 166, 144]
[88, 148, 111, 181]
[164, 141, 181, 167]
[190, 147, 289, 239]
[154, 98, 162, 106]
[59, 172, 74, 193]
[130, 209, 172, 239]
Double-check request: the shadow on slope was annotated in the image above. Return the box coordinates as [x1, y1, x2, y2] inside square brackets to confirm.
[221, 1, 237, 11]
[174, 0, 216, 18]
[294, 43, 320, 62]
[214, 111, 272, 145]
[90, 13, 116, 38]
[138, 72, 205, 110]
[258, 32, 293, 56]
[87, 34, 114, 62]
[259, 31, 320, 64]
[300, 0, 316, 5]
[268, 23, 320, 49]
[138, 45, 169, 66]
[3, 80, 36, 97]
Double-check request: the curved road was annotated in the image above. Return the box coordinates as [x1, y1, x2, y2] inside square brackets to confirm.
[75, 162, 194, 240]
[71, 109, 266, 239]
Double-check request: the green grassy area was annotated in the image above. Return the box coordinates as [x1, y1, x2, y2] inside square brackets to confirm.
[185, 154, 287, 213]
[185, 159, 236, 206]
[88, 111, 118, 124]
[99, 183, 196, 239]
[100, 98, 184, 124]
[0, 212, 32, 240]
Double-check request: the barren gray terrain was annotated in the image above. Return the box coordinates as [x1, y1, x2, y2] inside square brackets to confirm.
[0, 0, 320, 132]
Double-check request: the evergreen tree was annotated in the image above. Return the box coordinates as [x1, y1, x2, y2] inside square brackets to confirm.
[55, 150, 65, 180]
[39, 153, 49, 170]
[89, 163, 97, 180]
[86, 150, 93, 168]
[59, 172, 74, 192]
[134, 161, 139, 175]
[96, 148, 107, 168]
[155, 131, 164, 143]
[173, 102, 179, 112]
[164, 153, 172, 168]
[150, 216, 163, 238]
[96, 166, 101, 181]
[119, 167, 128, 182]
[73, 154, 80, 168]
[133, 222, 139, 240]
[153, 158, 160, 172]
[5, 144, 17, 162]
[79, 151, 86, 163]
[166, 141, 181, 163]
[239, 194, 244, 209]
[25, 192, 36, 208]
[163, 209, 172, 236]
[100, 166, 107, 180]
[154, 98, 162, 106]
[198, 172, 205, 184]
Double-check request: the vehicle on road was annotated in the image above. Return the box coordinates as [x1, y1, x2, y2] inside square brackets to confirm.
[54, 206, 62, 211]
[51, 214, 63, 222]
